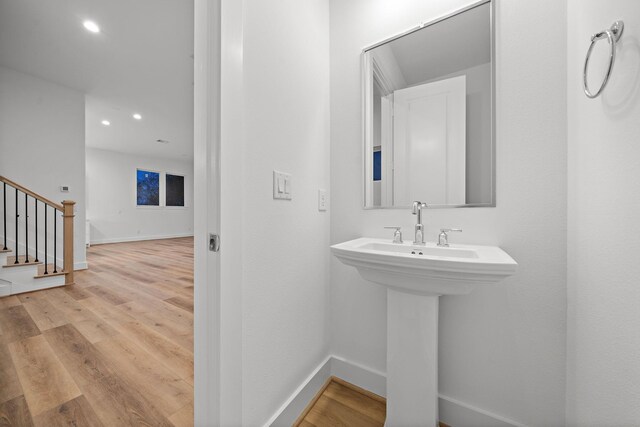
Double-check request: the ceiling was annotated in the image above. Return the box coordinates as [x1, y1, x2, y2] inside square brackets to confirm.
[0, 0, 194, 160]
[384, 2, 491, 86]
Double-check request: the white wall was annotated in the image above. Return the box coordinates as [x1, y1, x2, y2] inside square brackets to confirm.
[85, 147, 193, 244]
[329, 1, 567, 425]
[232, 0, 331, 425]
[0, 66, 86, 269]
[567, 1, 640, 425]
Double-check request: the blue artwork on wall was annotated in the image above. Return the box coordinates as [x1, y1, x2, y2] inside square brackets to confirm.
[373, 150, 382, 181]
[137, 169, 160, 206]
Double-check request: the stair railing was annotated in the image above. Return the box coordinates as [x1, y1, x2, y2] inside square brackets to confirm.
[0, 176, 75, 285]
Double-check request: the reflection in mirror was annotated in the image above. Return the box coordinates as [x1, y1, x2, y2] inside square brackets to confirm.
[363, 0, 494, 208]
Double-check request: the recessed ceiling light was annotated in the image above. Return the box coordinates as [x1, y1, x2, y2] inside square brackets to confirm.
[132, 113, 142, 120]
[83, 20, 100, 34]
[101, 120, 111, 126]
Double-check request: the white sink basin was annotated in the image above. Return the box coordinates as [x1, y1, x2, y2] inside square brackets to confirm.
[331, 237, 518, 296]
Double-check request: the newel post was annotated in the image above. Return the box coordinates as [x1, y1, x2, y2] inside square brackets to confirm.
[62, 200, 75, 285]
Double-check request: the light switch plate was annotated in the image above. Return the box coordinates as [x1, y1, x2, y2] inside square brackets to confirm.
[273, 170, 292, 200]
[318, 189, 327, 211]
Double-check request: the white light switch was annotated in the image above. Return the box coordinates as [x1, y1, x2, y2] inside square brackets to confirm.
[273, 170, 292, 200]
[284, 176, 291, 195]
[318, 189, 328, 211]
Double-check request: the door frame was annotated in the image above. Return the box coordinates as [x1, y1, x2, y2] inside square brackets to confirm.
[194, 0, 222, 424]
[194, 1, 244, 424]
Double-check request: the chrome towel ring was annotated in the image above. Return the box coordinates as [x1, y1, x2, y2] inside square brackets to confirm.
[583, 20, 624, 99]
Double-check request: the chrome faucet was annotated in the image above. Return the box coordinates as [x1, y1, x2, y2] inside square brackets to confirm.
[412, 201, 428, 245]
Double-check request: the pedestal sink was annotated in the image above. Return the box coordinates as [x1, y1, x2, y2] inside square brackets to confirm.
[331, 238, 517, 427]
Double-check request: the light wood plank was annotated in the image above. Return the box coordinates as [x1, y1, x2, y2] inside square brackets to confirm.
[168, 401, 193, 427]
[43, 324, 174, 427]
[0, 395, 34, 426]
[306, 395, 381, 427]
[21, 296, 69, 331]
[117, 320, 194, 384]
[8, 335, 82, 416]
[94, 334, 192, 417]
[0, 339, 23, 404]
[323, 382, 385, 423]
[0, 305, 40, 343]
[43, 289, 118, 343]
[33, 395, 104, 427]
[0, 295, 21, 309]
[85, 285, 130, 306]
[164, 295, 194, 313]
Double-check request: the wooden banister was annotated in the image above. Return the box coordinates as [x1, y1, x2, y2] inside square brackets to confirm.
[62, 200, 75, 285]
[0, 176, 64, 211]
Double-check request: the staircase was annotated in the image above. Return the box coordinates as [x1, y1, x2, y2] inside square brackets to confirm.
[0, 176, 75, 296]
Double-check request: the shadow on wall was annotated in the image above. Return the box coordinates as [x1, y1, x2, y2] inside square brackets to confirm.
[603, 35, 640, 117]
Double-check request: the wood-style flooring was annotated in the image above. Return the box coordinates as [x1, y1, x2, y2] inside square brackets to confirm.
[0, 237, 194, 427]
[296, 377, 450, 427]
[295, 377, 387, 427]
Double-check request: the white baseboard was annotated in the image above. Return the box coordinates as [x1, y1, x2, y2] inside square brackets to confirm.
[439, 394, 528, 427]
[267, 355, 528, 427]
[90, 233, 194, 245]
[74, 261, 88, 271]
[266, 356, 333, 427]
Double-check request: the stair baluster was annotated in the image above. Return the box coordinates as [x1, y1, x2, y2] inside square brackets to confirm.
[14, 188, 18, 264]
[53, 208, 58, 273]
[34, 200, 39, 262]
[2, 182, 6, 251]
[24, 193, 29, 263]
[44, 204, 48, 275]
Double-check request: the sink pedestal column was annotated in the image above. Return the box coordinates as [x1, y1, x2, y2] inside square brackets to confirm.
[386, 288, 439, 427]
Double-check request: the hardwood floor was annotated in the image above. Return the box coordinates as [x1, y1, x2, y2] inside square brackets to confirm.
[0, 237, 194, 427]
[295, 377, 387, 427]
[295, 377, 451, 427]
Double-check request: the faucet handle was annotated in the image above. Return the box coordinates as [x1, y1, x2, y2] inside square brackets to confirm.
[438, 228, 462, 247]
[412, 201, 427, 214]
[384, 226, 403, 244]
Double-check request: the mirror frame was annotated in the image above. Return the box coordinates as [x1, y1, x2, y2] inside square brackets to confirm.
[361, 0, 496, 209]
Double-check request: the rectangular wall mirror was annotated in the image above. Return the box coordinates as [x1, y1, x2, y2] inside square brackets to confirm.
[363, 0, 494, 209]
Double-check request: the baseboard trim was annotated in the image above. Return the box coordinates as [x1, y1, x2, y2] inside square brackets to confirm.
[438, 394, 528, 427]
[90, 233, 194, 245]
[267, 355, 528, 427]
[266, 355, 332, 427]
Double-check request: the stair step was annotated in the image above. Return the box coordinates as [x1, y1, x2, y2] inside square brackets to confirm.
[0, 248, 12, 253]
[35, 264, 65, 279]
[3, 256, 43, 268]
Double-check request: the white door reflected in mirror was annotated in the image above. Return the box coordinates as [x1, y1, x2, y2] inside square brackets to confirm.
[393, 75, 466, 206]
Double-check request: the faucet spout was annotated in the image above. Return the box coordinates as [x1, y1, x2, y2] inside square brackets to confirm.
[412, 201, 428, 245]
